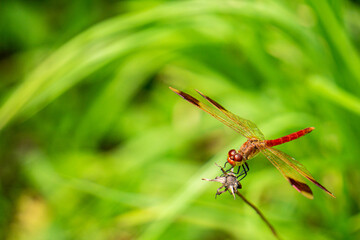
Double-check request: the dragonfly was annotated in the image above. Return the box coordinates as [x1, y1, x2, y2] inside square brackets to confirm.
[170, 87, 335, 199]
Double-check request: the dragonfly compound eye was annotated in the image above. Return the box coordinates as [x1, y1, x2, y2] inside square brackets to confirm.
[227, 156, 235, 166]
[228, 149, 236, 157]
[234, 153, 243, 162]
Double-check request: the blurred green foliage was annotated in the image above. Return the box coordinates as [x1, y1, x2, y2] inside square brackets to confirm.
[1, 0, 360, 239]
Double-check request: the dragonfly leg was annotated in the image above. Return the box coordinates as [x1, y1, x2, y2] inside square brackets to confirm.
[224, 162, 234, 173]
[237, 163, 250, 181]
[234, 161, 248, 175]
[224, 165, 237, 176]
[243, 162, 249, 172]
[234, 165, 243, 175]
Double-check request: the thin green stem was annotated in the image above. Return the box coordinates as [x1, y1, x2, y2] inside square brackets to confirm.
[236, 192, 282, 240]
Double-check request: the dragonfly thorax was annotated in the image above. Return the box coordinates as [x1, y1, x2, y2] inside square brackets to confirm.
[239, 138, 263, 161]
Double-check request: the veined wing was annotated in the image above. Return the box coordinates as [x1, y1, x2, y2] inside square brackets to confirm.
[169, 87, 265, 139]
[259, 147, 335, 199]
[195, 90, 265, 140]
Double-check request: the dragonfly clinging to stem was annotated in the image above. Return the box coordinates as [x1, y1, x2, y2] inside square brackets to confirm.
[170, 87, 335, 199]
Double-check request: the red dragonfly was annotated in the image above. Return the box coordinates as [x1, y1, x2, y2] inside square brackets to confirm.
[170, 87, 335, 199]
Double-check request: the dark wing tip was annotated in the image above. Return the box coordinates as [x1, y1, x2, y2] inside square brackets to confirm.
[195, 89, 227, 111]
[288, 177, 314, 199]
[305, 177, 335, 198]
[169, 86, 200, 107]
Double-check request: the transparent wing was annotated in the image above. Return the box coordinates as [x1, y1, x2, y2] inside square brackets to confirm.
[259, 147, 335, 199]
[195, 90, 265, 140]
[169, 87, 264, 139]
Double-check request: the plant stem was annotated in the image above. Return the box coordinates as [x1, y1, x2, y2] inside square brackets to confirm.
[236, 192, 282, 240]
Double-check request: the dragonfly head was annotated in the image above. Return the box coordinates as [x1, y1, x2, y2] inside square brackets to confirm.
[227, 149, 243, 166]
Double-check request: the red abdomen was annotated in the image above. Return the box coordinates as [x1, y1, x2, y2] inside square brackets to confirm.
[265, 127, 315, 147]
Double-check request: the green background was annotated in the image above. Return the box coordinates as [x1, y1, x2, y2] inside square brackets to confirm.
[1, 1, 359, 239]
